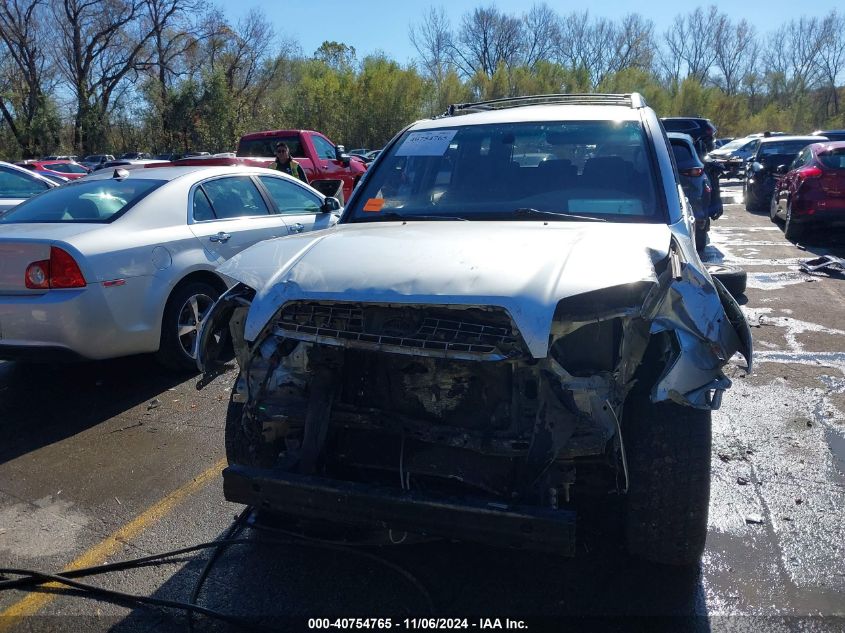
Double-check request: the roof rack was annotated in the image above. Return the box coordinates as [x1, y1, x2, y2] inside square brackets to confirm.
[442, 93, 647, 117]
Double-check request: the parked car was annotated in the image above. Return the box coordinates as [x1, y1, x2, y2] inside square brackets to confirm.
[0, 165, 342, 370]
[668, 132, 713, 253]
[234, 129, 368, 203]
[363, 149, 382, 163]
[199, 93, 752, 566]
[771, 140, 845, 240]
[33, 171, 71, 185]
[809, 130, 845, 143]
[706, 136, 761, 179]
[0, 161, 57, 216]
[93, 159, 164, 171]
[713, 138, 734, 148]
[16, 159, 90, 180]
[347, 148, 370, 157]
[154, 152, 183, 161]
[661, 117, 718, 154]
[80, 154, 115, 170]
[119, 151, 153, 160]
[744, 135, 827, 212]
[41, 155, 78, 161]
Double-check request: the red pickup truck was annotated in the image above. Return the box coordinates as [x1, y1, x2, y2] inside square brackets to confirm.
[234, 129, 367, 203]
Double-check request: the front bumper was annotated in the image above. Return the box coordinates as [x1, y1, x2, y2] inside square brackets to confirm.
[223, 465, 577, 553]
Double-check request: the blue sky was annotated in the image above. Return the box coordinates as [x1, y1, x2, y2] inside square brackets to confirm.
[225, 0, 844, 65]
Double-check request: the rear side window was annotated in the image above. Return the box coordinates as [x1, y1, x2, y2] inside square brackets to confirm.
[818, 148, 845, 168]
[670, 141, 694, 163]
[0, 179, 164, 223]
[200, 176, 270, 219]
[0, 167, 50, 197]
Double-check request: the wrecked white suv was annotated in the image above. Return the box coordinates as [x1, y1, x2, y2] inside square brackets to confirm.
[198, 94, 752, 566]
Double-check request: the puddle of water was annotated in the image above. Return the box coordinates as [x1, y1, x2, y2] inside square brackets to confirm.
[825, 430, 845, 485]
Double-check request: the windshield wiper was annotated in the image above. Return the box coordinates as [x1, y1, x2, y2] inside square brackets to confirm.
[512, 208, 606, 222]
[354, 212, 469, 222]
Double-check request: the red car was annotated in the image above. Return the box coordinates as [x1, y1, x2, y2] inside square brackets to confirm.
[771, 141, 845, 240]
[15, 160, 90, 180]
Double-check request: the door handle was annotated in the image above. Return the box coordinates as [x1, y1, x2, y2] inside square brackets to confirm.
[289, 223, 304, 234]
[209, 232, 231, 243]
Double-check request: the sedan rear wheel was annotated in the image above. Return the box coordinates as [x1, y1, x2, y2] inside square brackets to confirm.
[784, 202, 804, 242]
[769, 194, 780, 223]
[156, 281, 220, 372]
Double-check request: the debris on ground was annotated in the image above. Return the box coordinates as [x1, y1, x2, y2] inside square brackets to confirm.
[745, 514, 765, 525]
[147, 398, 161, 410]
[800, 255, 845, 276]
[737, 477, 749, 485]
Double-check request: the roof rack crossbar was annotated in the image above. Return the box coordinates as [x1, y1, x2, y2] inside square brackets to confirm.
[443, 93, 647, 117]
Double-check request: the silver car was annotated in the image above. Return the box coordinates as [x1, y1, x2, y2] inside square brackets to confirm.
[0, 161, 57, 216]
[0, 165, 341, 370]
[199, 94, 753, 565]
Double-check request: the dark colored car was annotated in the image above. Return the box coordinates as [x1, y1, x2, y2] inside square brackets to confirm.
[744, 136, 827, 212]
[668, 132, 712, 253]
[809, 130, 845, 143]
[771, 141, 845, 240]
[119, 152, 152, 160]
[661, 117, 718, 154]
[706, 136, 761, 179]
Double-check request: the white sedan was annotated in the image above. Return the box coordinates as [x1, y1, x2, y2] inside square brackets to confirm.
[0, 164, 341, 370]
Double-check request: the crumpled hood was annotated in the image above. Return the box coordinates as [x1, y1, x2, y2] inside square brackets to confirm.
[219, 221, 673, 357]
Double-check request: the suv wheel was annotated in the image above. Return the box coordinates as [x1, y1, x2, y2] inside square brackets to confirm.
[623, 397, 712, 566]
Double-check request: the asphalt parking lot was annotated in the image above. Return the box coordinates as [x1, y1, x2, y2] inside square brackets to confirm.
[1, 181, 844, 632]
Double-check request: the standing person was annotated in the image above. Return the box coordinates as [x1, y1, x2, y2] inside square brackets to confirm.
[270, 142, 308, 183]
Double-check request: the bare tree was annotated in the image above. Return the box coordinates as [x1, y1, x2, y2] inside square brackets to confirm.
[763, 16, 825, 101]
[712, 14, 757, 95]
[409, 6, 453, 85]
[606, 13, 656, 76]
[660, 7, 718, 84]
[453, 5, 524, 79]
[817, 10, 845, 115]
[522, 3, 559, 70]
[0, 0, 56, 156]
[52, 0, 163, 152]
[555, 11, 615, 87]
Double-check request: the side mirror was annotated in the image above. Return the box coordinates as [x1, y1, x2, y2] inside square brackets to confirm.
[775, 164, 788, 174]
[320, 196, 342, 213]
[335, 145, 351, 167]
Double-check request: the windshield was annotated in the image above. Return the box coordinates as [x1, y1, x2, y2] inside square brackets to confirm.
[1, 179, 165, 223]
[347, 120, 664, 223]
[720, 138, 751, 151]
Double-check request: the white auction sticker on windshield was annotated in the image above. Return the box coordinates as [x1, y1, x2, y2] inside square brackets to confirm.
[395, 129, 458, 156]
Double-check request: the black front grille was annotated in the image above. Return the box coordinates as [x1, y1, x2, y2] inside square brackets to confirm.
[273, 302, 523, 359]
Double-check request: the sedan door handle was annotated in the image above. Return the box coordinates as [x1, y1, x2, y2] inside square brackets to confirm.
[209, 232, 231, 243]
[289, 223, 304, 234]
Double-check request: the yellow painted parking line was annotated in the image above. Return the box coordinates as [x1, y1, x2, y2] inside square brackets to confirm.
[0, 457, 227, 629]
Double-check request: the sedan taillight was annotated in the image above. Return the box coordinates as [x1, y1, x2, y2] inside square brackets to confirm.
[680, 167, 704, 177]
[25, 247, 86, 289]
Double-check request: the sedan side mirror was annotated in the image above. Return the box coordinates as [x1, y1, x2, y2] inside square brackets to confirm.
[320, 196, 342, 213]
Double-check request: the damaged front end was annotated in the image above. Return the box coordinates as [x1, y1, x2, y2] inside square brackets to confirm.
[199, 238, 751, 554]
